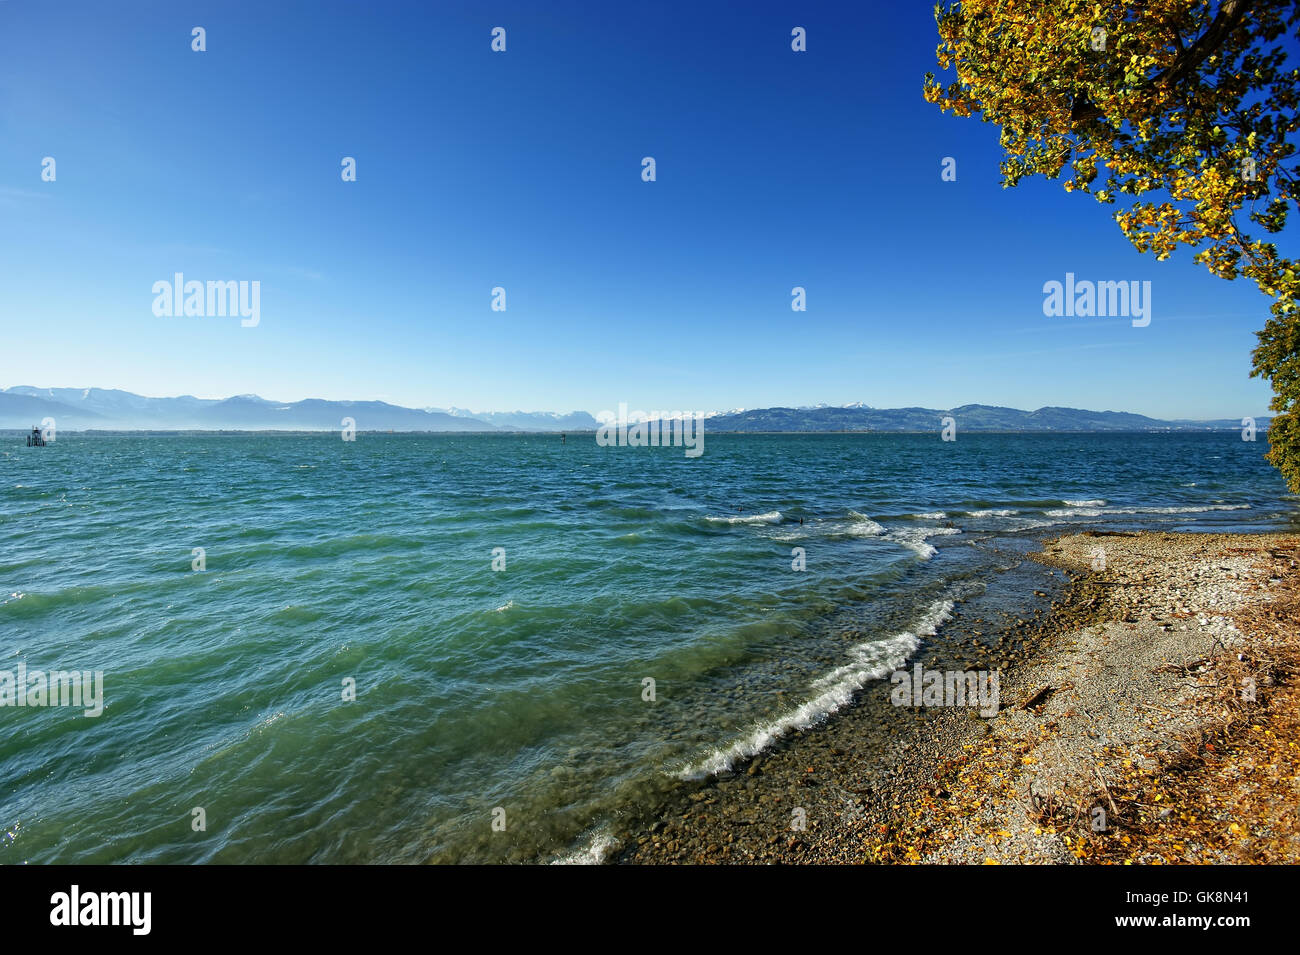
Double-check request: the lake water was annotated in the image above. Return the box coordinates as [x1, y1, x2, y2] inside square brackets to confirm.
[1, 431, 1292, 862]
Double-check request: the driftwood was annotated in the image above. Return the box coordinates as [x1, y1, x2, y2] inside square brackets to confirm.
[1020, 685, 1057, 710]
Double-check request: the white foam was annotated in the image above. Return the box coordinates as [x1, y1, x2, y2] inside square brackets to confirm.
[885, 526, 961, 560]
[847, 524, 885, 538]
[706, 510, 783, 525]
[551, 825, 618, 865]
[492, 599, 515, 613]
[964, 509, 1019, 517]
[845, 511, 886, 536]
[676, 599, 954, 780]
[896, 539, 937, 560]
[768, 512, 883, 541]
[912, 511, 948, 520]
[1106, 504, 1250, 515]
[766, 530, 809, 542]
[1062, 499, 1106, 507]
[1011, 501, 1252, 529]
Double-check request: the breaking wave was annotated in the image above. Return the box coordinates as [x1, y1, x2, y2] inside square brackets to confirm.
[675, 598, 955, 780]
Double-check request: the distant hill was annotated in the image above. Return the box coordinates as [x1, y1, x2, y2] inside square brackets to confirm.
[428, 408, 602, 431]
[0, 388, 1268, 433]
[0, 387, 494, 432]
[703, 404, 1268, 432]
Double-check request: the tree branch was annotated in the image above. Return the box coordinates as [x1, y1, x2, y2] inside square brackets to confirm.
[1073, 0, 1255, 124]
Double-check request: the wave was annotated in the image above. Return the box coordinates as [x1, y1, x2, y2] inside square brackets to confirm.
[551, 825, 619, 865]
[676, 598, 954, 780]
[765, 511, 884, 541]
[983, 500, 1249, 524]
[1105, 503, 1250, 515]
[277, 533, 426, 560]
[884, 526, 961, 560]
[911, 511, 948, 520]
[963, 508, 1019, 517]
[846, 511, 886, 536]
[776, 526, 884, 542]
[962, 498, 1063, 509]
[705, 510, 783, 525]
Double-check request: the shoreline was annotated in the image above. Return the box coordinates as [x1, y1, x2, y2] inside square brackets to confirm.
[612, 529, 1300, 864]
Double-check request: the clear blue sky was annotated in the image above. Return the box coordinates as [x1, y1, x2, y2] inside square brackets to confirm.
[0, 0, 1290, 419]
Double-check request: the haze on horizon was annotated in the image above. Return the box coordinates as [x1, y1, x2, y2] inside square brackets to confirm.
[0, 0, 1287, 421]
[0, 384, 1263, 428]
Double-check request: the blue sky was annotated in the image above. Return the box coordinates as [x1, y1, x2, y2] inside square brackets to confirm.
[0, 0, 1291, 419]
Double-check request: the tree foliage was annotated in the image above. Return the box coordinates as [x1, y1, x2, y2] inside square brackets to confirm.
[924, 0, 1300, 487]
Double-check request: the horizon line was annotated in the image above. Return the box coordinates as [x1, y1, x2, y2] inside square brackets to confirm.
[0, 384, 1273, 422]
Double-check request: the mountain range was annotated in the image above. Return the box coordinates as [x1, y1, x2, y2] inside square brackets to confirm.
[704, 404, 1266, 432]
[0, 387, 1267, 433]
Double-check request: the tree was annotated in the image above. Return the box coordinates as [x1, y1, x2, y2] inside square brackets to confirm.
[924, 0, 1300, 487]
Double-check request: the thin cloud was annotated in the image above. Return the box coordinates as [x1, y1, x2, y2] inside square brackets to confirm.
[0, 186, 52, 206]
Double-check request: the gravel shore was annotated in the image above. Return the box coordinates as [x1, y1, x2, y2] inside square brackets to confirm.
[614, 531, 1300, 864]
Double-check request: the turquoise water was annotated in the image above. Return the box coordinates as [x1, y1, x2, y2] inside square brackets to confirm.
[1, 431, 1294, 863]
